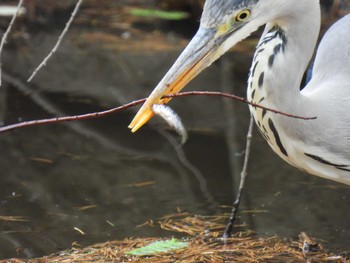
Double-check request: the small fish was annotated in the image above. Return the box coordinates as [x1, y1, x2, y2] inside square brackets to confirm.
[152, 104, 188, 144]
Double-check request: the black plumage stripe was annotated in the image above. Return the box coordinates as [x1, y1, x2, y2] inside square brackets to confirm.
[268, 118, 288, 157]
[304, 153, 350, 172]
[258, 72, 264, 88]
[268, 54, 275, 68]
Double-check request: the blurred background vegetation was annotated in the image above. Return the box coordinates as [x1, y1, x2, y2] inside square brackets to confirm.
[0, 0, 348, 54]
[0, 0, 347, 57]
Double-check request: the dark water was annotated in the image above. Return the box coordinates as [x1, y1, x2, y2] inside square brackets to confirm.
[0, 9, 350, 260]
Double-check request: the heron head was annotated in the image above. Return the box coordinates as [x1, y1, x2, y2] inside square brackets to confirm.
[128, 0, 304, 132]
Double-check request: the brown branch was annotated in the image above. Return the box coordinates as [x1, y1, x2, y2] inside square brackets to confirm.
[0, 91, 316, 134]
[165, 91, 316, 120]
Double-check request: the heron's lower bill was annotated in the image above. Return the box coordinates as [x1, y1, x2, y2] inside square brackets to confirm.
[128, 28, 218, 132]
[128, 62, 203, 132]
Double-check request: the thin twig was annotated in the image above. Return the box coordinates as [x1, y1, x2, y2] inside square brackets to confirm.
[0, 91, 316, 134]
[0, 0, 24, 86]
[165, 91, 316, 120]
[223, 115, 254, 238]
[27, 0, 84, 82]
[0, 98, 147, 133]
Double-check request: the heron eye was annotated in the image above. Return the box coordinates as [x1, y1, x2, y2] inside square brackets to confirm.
[235, 9, 251, 22]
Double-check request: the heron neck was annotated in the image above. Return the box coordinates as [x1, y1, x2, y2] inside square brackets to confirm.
[248, 6, 321, 112]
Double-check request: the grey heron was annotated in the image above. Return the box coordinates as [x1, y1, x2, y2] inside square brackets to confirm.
[129, 0, 350, 186]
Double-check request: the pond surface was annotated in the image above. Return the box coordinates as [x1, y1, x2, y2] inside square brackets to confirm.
[0, 1, 349, 259]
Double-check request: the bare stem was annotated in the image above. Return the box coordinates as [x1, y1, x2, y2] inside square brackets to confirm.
[0, 98, 147, 133]
[27, 0, 84, 82]
[0, 91, 316, 133]
[223, 115, 254, 238]
[0, 0, 24, 86]
[166, 91, 316, 120]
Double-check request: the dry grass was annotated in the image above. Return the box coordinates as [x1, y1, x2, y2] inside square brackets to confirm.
[4, 213, 348, 263]
[0, 216, 28, 222]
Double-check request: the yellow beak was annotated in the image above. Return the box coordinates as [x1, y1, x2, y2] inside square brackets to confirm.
[129, 28, 219, 132]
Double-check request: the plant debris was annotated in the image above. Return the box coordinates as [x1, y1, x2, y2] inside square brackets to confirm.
[125, 238, 189, 256]
[0, 216, 28, 222]
[6, 213, 348, 263]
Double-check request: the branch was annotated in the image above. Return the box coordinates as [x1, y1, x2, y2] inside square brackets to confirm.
[0, 91, 316, 133]
[223, 115, 254, 238]
[165, 91, 316, 120]
[0, 0, 24, 86]
[0, 98, 147, 133]
[27, 0, 84, 82]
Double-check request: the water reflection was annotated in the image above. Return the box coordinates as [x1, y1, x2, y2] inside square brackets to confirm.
[0, 1, 349, 259]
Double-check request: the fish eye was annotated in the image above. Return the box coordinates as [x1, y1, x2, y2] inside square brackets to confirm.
[235, 9, 251, 22]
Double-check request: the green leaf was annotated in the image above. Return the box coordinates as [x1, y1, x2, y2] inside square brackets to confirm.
[129, 8, 189, 20]
[126, 238, 189, 256]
